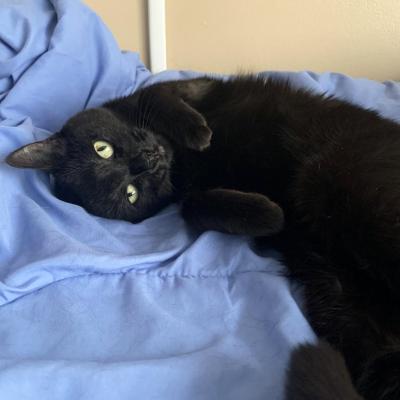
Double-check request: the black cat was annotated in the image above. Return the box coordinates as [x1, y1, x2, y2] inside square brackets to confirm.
[285, 340, 363, 400]
[7, 76, 400, 399]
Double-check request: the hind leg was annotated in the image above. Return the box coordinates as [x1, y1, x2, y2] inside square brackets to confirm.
[280, 247, 400, 400]
[285, 341, 363, 400]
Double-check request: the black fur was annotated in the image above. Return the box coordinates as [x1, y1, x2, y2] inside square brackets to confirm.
[285, 341, 363, 400]
[7, 75, 400, 398]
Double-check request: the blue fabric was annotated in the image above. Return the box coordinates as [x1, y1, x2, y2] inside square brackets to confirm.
[1, 1, 400, 399]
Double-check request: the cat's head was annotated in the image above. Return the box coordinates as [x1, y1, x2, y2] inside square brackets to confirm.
[6, 107, 175, 223]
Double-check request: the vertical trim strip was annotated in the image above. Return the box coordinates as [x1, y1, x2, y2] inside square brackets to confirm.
[148, 0, 167, 73]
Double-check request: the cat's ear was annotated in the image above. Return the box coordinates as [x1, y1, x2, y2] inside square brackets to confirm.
[6, 135, 66, 171]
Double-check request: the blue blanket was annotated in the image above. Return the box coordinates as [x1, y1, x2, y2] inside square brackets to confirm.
[2, 1, 400, 399]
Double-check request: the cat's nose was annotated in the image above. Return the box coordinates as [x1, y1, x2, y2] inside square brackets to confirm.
[129, 149, 160, 176]
[158, 145, 165, 155]
[148, 149, 161, 159]
[143, 149, 161, 166]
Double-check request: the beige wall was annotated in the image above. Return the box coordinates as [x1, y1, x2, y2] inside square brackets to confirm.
[85, 0, 400, 81]
[84, 0, 149, 65]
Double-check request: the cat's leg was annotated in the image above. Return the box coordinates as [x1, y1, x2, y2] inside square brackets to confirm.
[107, 79, 214, 151]
[286, 342, 400, 400]
[152, 96, 212, 151]
[135, 79, 215, 151]
[285, 341, 364, 400]
[181, 188, 284, 236]
[278, 247, 400, 400]
[148, 77, 215, 104]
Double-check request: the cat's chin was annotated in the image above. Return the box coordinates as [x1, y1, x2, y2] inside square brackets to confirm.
[125, 194, 174, 224]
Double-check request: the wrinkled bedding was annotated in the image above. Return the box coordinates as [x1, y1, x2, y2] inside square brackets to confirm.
[2, 1, 400, 399]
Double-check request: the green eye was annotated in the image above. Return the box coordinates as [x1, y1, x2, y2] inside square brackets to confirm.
[93, 140, 114, 159]
[127, 184, 138, 204]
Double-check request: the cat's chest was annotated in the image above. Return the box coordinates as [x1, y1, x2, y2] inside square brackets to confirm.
[175, 133, 294, 201]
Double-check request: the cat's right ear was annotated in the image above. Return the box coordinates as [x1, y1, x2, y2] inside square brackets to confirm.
[6, 134, 66, 171]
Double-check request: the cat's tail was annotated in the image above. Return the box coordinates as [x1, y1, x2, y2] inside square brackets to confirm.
[284, 341, 363, 400]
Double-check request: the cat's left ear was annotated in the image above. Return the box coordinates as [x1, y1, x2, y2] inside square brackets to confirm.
[6, 134, 66, 171]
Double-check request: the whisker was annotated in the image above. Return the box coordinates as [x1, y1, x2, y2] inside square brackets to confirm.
[136, 90, 145, 129]
[141, 91, 156, 130]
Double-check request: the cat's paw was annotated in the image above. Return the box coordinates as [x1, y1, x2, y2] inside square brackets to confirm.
[181, 189, 284, 237]
[238, 192, 285, 236]
[179, 100, 212, 151]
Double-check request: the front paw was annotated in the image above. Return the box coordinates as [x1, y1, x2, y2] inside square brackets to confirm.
[179, 100, 212, 151]
[181, 189, 285, 237]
